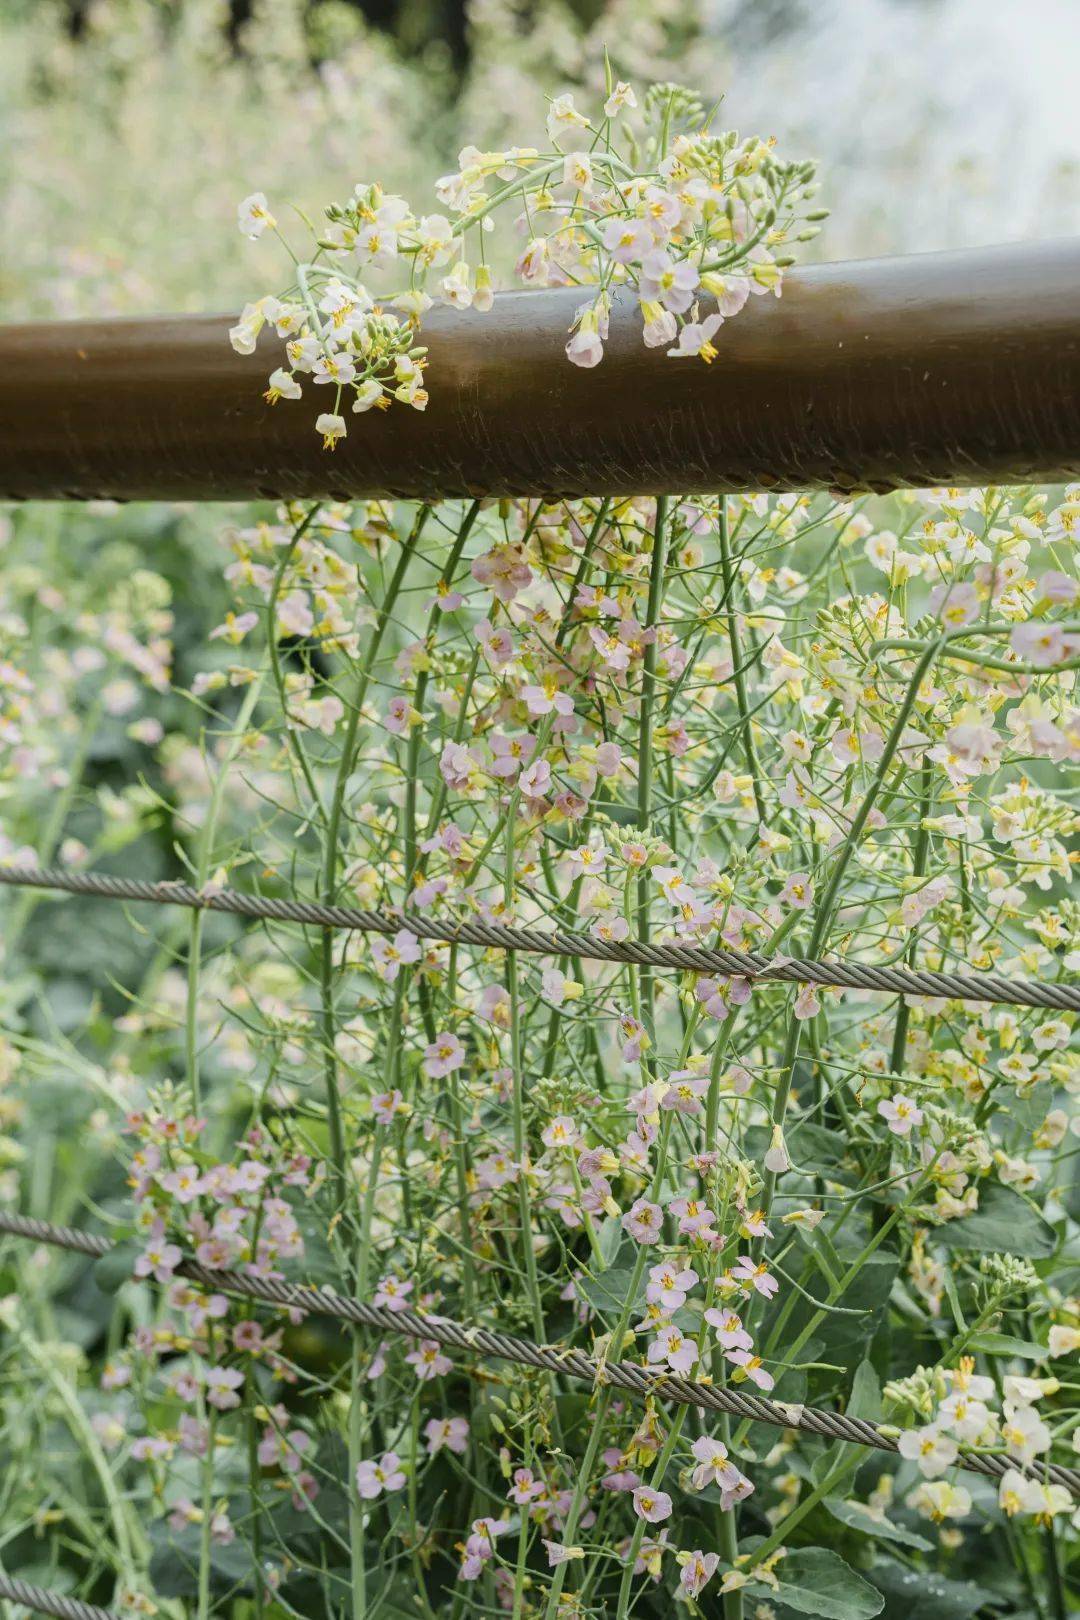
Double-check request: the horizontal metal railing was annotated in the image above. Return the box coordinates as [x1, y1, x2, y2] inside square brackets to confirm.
[1, 241, 1079, 503]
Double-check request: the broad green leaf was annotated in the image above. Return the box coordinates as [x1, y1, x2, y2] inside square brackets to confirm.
[869, 1560, 995, 1619]
[577, 1265, 641, 1320]
[597, 1215, 624, 1267]
[847, 1357, 882, 1422]
[934, 1181, 1056, 1259]
[824, 1497, 933, 1552]
[744, 1547, 884, 1619]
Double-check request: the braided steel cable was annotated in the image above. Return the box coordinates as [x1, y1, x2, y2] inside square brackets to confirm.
[2, 1211, 1077, 1499]
[0, 1576, 123, 1620]
[0, 864, 1077, 1011]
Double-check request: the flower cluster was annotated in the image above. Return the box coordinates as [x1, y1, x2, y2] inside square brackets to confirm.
[233, 77, 822, 444]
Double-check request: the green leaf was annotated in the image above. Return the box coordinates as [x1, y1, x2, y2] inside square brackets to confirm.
[869, 1560, 995, 1619]
[934, 1181, 1056, 1259]
[744, 1548, 884, 1619]
[577, 1265, 641, 1321]
[92, 1240, 139, 1295]
[597, 1215, 624, 1267]
[824, 1497, 933, 1552]
[814, 1359, 881, 1483]
[967, 1330, 1048, 1360]
[847, 1357, 882, 1422]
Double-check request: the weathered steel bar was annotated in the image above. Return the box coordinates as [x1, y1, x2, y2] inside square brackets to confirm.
[1, 240, 1079, 502]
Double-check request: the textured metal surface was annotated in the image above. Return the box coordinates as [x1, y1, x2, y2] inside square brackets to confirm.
[0, 863, 1076, 1009]
[3, 1210, 1077, 1497]
[2, 241, 1080, 501]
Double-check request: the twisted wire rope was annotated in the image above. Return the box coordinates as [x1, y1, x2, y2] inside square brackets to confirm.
[2, 1210, 1077, 1500]
[0, 864, 1078, 1011]
[0, 1576, 122, 1620]
[1, 861, 1078, 1619]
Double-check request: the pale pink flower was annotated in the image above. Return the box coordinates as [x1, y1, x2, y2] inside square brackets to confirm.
[424, 1415, 469, 1455]
[135, 1225, 182, 1285]
[385, 695, 413, 734]
[439, 741, 475, 790]
[205, 1367, 244, 1411]
[476, 618, 514, 665]
[732, 1257, 779, 1299]
[778, 871, 814, 910]
[647, 1263, 698, 1311]
[490, 731, 535, 778]
[371, 929, 421, 983]
[622, 1198, 663, 1244]
[1011, 621, 1076, 667]
[356, 1451, 406, 1499]
[680, 1550, 720, 1598]
[878, 1094, 924, 1136]
[632, 1486, 672, 1523]
[704, 1309, 753, 1352]
[406, 1340, 453, 1381]
[508, 1467, 543, 1504]
[519, 758, 552, 799]
[544, 1541, 584, 1567]
[668, 313, 723, 360]
[725, 1349, 775, 1390]
[471, 545, 532, 604]
[373, 1274, 413, 1312]
[647, 1323, 699, 1375]
[372, 1089, 406, 1124]
[660, 1070, 708, 1115]
[793, 983, 821, 1020]
[424, 1031, 466, 1078]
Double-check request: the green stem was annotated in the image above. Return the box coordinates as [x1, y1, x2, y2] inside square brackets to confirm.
[320, 510, 428, 1207]
[186, 677, 263, 1116]
[717, 501, 766, 825]
[636, 495, 670, 1052]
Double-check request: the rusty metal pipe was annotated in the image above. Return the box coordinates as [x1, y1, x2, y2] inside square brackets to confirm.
[1, 240, 1079, 503]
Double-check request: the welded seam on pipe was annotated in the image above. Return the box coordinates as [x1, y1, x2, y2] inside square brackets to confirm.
[1, 1210, 1077, 1500]
[0, 865, 1076, 1011]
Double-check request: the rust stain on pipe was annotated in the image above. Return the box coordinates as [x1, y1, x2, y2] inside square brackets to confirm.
[1, 241, 1079, 502]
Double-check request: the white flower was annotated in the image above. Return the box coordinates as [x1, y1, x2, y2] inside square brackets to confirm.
[1001, 1403, 1051, 1464]
[264, 367, 301, 404]
[546, 92, 591, 150]
[563, 152, 594, 193]
[315, 413, 346, 450]
[603, 81, 637, 117]
[237, 192, 275, 238]
[1049, 1324, 1080, 1358]
[763, 1126, 790, 1174]
[668, 314, 723, 362]
[438, 261, 473, 309]
[567, 321, 603, 369]
[352, 380, 386, 413]
[906, 1479, 972, 1522]
[897, 1424, 957, 1478]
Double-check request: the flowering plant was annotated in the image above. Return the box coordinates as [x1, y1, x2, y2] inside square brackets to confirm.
[2, 64, 1079, 1620]
[231, 76, 823, 446]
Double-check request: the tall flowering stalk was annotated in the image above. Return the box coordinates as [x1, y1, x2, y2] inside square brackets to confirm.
[88, 463, 1078, 1617]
